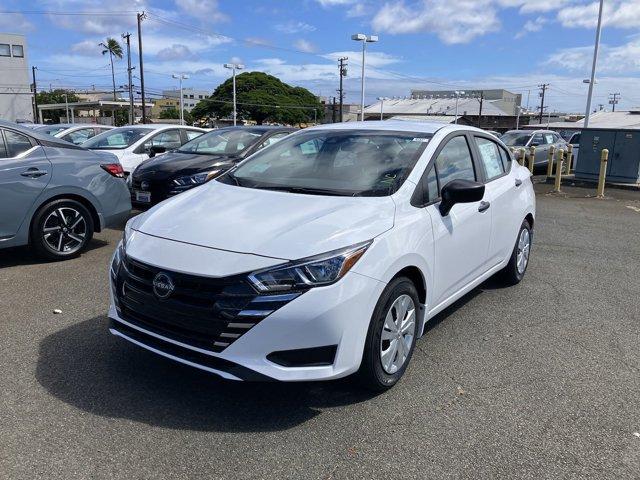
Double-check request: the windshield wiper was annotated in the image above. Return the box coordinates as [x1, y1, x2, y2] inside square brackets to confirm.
[251, 185, 352, 196]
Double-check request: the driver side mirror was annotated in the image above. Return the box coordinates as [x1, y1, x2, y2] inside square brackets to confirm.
[147, 145, 166, 158]
[439, 179, 485, 216]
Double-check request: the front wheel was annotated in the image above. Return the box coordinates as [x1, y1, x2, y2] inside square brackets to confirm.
[357, 277, 419, 391]
[30, 199, 94, 261]
[499, 219, 532, 285]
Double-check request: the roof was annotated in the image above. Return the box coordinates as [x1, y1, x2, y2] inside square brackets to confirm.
[363, 97, 512, 117]
[388, 115, 454, 124]
[307, 120, 484, 135]
[217, 126, 297, 133]
[107, 124, 206, 131]
[526, 110, 640, 130]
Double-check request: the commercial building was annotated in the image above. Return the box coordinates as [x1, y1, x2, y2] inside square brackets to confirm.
[410, 88, 522, 115]
[161, 88, 209, 112]
[0, 33, 33, 122]
[150, 97, 181, 118]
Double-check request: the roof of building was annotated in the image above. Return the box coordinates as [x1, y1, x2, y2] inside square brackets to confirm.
[364, 97, 512, 117]
[525, 110, 640, 130]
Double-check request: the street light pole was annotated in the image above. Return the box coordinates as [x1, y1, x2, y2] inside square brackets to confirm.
[172, 73, 189, 125]
[63, 93, 69, 122]
[584, 0, 604, 128]
[351, 33, 378, 121]
[224, 63, 244, 126]
[377, 96, 388, 120]
[454, 90, 465, 124]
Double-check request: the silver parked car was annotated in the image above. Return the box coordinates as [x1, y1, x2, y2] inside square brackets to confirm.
[35, 124, 114, 145]
[501, 129, 567, 167]
[0, 120, 131, 260]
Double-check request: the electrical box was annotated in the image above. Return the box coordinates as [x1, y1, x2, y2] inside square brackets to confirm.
[575, 129, 640, 184]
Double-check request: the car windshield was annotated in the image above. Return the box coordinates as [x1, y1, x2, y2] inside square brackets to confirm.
[218, 129, 432, 197]
[178, 129, 262, 155]
[36, 125, 68, 136]
[83, 128, 154, 149]
[501, 132, 531, 147]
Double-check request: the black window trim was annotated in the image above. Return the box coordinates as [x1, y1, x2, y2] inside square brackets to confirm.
[470, 133, 512, 184]
[411, 131, 479, 208]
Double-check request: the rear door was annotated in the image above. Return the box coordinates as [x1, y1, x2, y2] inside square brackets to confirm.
[472, 135, 522, 265]
[0, 129, 51, 239]
[424, 133, 492, 305]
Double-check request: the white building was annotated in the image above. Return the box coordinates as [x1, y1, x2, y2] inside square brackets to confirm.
[0, 33, 33, 122]
[161, 88, 210, 112]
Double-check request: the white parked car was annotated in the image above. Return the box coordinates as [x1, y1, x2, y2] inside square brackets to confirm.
[35, 124, 114, 145]
[83, 124, 207, 174]
[108, 121, 536, 390]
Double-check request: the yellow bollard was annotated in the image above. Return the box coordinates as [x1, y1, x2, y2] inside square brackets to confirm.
[528, 146, 536, 173]
[519, 148, 526, 166]
[546, 145, 556, 178]
[553, 149, 564, 192]
[596, 148, 609, 198]
[565, 144, 573, 175]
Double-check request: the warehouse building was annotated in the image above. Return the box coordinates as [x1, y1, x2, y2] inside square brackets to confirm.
[0, 33, 33, 122]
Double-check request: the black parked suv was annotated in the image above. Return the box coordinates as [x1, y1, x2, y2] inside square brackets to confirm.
[129, 126, 295, 207]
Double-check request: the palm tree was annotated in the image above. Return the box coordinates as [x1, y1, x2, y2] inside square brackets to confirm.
[99, 38, 123, 101]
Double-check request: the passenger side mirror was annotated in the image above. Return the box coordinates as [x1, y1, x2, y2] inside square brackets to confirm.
[147, 145, 166, 158]
[439, 179, 485, 216]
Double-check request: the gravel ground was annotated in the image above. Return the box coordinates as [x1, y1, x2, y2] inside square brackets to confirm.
[1, 183, 639, 479]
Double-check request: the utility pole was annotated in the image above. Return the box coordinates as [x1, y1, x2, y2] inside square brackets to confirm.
[608, 92, 620, 112]
[122, 32, 135, 124]
[31, 66, 38, 122]
[331, 97, 336, 123]
[338, 57, 348, 122]
[137, 12, 147, 123]
[538, 83, 549, 124]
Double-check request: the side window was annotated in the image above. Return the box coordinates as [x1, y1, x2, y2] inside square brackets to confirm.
[185, 130, 203, 141]
[498, 145, 512, 171]
[256, 132, 289, 151]
[4, 130, 33, 157]
[532, 133, 544, 145]
[544, 133, 554, 145]
[64, 128, 94, 145]
[151, 130, 182, 149]
[434, 135, 476, 191]
[475, 137, 505, 181]
[0, 132, 7, 158]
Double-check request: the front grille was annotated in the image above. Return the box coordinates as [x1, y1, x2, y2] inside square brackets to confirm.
[114, 256, 300, 353]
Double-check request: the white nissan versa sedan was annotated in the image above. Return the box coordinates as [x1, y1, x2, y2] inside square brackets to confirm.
[108, 121, 535, 390]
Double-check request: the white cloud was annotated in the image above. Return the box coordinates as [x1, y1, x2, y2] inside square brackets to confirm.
[558, 0, 640, 28]
[323, 51, 402, 67]
[315, 0, 356, 6]
[294, 39, 318, 53]
[174, 0, 229, 22]
[156, 44, 196, 61]
[346, 3, 369, 17]
[545, 37, 640, 74]
[372, 0, 500, 44]
[0, 12, 34, 32]
[274, 21, 316, 34]
[515, 16, 547, 38]
[497, 0, 573, 14]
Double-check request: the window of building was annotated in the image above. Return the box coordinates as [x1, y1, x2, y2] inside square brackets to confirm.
[11, 44, 24, 58]
[0, 44, 10, 57]
[189, 94, 194, 99]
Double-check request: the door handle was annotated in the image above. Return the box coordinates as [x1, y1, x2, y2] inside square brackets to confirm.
[515, 178, 522, 187]
[478, 201, 491, 213]
[20, 168, 48, 178]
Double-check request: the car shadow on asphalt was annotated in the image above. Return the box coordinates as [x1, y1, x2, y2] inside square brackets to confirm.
[35, 315, 380, 433]
[0, 239, 111, 268]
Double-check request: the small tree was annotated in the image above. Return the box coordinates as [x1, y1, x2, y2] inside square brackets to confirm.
[36, 89, 80, 123]
[100, 38, 123, 101]
[159, 108, 193, 125]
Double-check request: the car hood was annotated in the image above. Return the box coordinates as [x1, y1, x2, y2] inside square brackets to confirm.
[134, 152, 237, 180]
[133, 180, 396, 260]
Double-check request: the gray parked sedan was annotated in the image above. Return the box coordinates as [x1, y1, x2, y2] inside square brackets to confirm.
[0, 120, 131, 260]
[501, 129, 567, 167]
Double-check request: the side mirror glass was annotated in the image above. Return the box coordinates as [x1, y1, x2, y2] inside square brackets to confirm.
[439, 179, 485, 216]
[147, 145, 166, 158]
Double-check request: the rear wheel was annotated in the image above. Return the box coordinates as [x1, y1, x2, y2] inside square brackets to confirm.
[30, 199, 94, 261]
[357, 277, 419, 391]
[499, 219, 532, 285]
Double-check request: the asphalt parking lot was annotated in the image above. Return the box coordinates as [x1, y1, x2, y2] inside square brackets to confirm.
[1, 182, 639, 480]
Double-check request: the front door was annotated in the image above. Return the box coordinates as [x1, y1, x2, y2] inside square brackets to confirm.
[425, 134, 492, 306]
[0, 129, 51, 239]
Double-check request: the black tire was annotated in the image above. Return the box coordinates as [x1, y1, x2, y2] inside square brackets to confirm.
[499, 218, 532, 285]
[357, 277, 420, 392]
[30, 199, 94, 261]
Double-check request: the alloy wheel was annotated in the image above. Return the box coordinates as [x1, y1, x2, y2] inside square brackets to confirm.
[380, 294, 416, 374]
[42, 207, 87, 255]
[516, 228, 530, 274]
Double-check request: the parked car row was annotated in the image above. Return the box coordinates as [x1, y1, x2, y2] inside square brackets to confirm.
[501, 129, 567, 167]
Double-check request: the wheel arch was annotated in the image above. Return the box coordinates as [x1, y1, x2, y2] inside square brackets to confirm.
[29, 193, 102, 239]
[391, 265, 427, 305]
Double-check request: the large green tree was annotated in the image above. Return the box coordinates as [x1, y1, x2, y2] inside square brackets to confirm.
[191, 72, 322, 125]
[159, 107, 193, 125]
[100, 37, 123, 101]
[36, 89, 80, 123]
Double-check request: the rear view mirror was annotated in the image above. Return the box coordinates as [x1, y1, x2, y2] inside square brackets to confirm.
[439, 179, 485, 216]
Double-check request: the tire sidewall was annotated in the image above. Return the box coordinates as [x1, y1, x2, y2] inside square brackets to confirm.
[31, 199, 94, 260]
[510, 220, 532, 282]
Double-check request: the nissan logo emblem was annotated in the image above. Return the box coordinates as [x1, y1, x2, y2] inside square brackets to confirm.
[152, 272, 175, 299]
[140, 181, 150, 190]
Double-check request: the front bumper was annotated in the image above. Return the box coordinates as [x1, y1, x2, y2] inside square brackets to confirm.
[108, 258, 386, 382]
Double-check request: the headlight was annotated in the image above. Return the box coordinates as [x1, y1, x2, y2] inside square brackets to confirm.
[111, 219, 133, 276]
[172, 170, 221, 187]
[248, 241, 371, 292]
